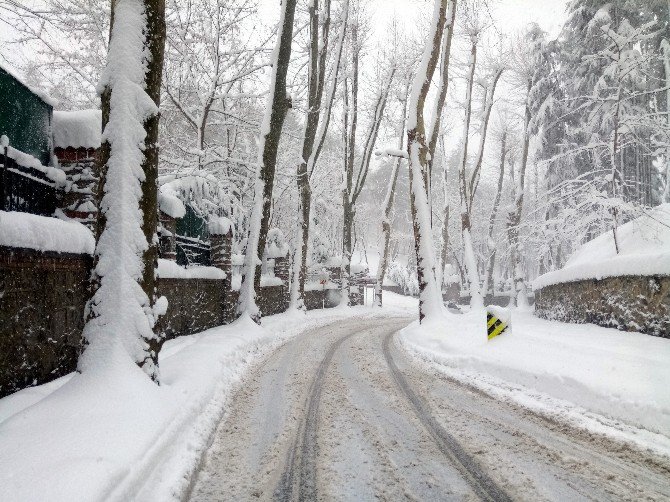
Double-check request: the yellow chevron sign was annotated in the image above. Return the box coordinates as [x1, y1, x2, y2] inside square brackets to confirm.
[487, 311, 509, 340]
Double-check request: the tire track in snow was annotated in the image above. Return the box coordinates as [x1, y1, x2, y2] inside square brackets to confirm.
[274, 328, 358, 501]
[382, 331, 512, 502]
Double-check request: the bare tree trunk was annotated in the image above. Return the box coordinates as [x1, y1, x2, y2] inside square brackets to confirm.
[468, 67, 504, 211]
[341, 31, 395, 306]
[457, 36, 483, 309]
[482, 130, 507, 297]
[375, 82, 410, 307]
[407, 0, 448, 322]
[239, 0, 297, 322]
[426, 0, 458, 200]
[506, 79, 532, 309]
[291, 0, 332, 311]
[663, 29, 670, 203]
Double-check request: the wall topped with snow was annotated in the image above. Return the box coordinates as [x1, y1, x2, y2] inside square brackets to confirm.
[0, 211, 95, 255]
[534, 204, 670, 290]
[52, 110, 102, 149]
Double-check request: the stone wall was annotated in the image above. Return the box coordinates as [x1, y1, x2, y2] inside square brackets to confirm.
[0, 246, 293, 397]
[0, 247, 91, 396]
[158, 278, 227, 339]
[535, 275, 670, 337]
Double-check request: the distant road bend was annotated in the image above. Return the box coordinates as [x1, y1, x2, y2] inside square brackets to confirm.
[188, 317, 670, 501]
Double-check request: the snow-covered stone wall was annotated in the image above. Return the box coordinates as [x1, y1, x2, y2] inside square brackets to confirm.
[535, 275, 670, 337]
[0, 247, 92, 397]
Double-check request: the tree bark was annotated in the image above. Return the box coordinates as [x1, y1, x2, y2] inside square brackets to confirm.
[375, 81, 410, 307]
[406, 0, 449, 322]
[506, 79, 532, 308]
[291, 0, 336, 311]
[81, 0, 167, 381]
[457, 37, 483, 308]
[239, 0, 297, 322]
[482, 130, 506, 296]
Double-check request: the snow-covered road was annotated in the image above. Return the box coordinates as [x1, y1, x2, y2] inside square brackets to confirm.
[187, 316, 670, 501]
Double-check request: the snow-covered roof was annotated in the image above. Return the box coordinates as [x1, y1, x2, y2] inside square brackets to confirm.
[0, 62, 56, 107]
[52, 110, 102, 149]
[534, 203, 670, 289]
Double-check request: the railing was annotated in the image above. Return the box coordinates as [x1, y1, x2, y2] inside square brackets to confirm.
[175, 234, 211, 266]
[1, 146, 59, 216]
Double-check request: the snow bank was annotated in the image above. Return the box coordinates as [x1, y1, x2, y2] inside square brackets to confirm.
[157, 258, 225, 280]
[0, 211, 95, 254]
[534, 204, 670, 289]
[52, 110, 102, 149]
[400, 309, 670, 455]
[0, 297, 414, 501]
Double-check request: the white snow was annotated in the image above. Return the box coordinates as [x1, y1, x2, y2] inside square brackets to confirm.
[6, 146, 66, 185]
[52, 110, 102, 149]
[80, 0, 162, 378]
[0, 211, 95, 254]
[0, 303, 411, 502]
[208, 216, 232, 236]
[400, 308, 670, 456]
[158, 185, 186, 219]
[534, 203, 670, 289]
[157, 258, 226, 280]
[231, 273, 282, 290]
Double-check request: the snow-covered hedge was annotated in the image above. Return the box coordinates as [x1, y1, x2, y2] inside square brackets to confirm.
[534, 204, 670, 289]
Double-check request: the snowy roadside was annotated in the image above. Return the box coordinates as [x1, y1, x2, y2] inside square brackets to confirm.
[399, 309, 670, 458]
[0, 298, 414, 502]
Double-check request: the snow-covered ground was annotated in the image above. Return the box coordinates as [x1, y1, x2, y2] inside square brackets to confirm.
[400, 307, 670, 458]
[2, 292, 668, 501]
[0, 300, 412, 502]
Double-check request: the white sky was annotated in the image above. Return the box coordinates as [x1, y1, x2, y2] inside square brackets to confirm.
[258, 0, 569, 41]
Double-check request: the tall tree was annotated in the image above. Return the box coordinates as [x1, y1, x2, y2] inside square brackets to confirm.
[375, 77, 411, 307]
[238, 0, 297, 322]
[340, 20, 396, 306]
[406, 0, 449, 322]
[291, 0, 348, 310]
[79, 0, 167, 380]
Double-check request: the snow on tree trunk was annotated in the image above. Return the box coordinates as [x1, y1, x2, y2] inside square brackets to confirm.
[482, 130, 507, 296]
[340, 31, 395, 307]
[239, 0, 297, 322]
[457, 37, 483, 309]
[375, 84, 409, 307]
[664, 37, 670, 203]
[507, 80, 532, 309]
[79, 0, 166, 381]
[406, 0, 448, 322]
[290, 0, 339, 311]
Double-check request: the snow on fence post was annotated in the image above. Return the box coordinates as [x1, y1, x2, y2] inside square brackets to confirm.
[209, 217, 233, 279]
[158, 210, 177, 261]
[0, 135, 7, 211]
